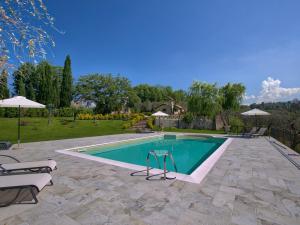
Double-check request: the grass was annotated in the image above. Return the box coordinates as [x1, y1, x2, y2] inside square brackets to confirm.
[0, 117, 131, 143]
[162, 127, 226, 134]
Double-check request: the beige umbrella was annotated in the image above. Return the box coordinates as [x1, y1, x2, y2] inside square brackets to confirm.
[0, 96, 45, 147]
[152, 111, 169, 117]
[152, 111, 169, 128]
[241, 108, 270, 127]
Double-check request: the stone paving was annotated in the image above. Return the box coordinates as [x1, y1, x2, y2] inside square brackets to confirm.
[0, 133, 300, 225]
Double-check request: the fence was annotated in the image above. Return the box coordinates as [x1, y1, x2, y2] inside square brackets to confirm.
[154, 117, 215, 130]
[269, 128, 300, 153]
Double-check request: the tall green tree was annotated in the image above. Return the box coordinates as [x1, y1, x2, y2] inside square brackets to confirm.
[37, 61, 53, 105]
[13, 64, 26, 96]
[220, 83, 246, 125]
[134, 84, 176, 102]
[60, 55, 73, 107]
[187, 81, 222, 118]
[26, 82, 35, 100]
[24, 63, 36, 100]
[0, 69, 10, 99]
[18, 79, 26, 96]
[75, 74, 137, 114]
[52, 73, 61, 107]
[12, 63, 36, 98]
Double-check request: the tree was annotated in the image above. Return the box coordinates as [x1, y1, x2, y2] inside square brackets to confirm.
[24, 63, 36, 100]
[0, 0, 58, 68]
[220, 83, 246, 125]
[134, 84, 154, 102]
[187, 81, 222, 118]
[37, 61, 53, 105]
[52, 74, 61, 107]
[26, 82, 35, 100]
[18, 79, 26, 96]
[0, 69, 9, 99]
[75, 74, 136, 114]
[173, 90, 187, 102]
[12, 62, 36, 98]
[60, 55, 73, 107]
[134, 84, 176, 102]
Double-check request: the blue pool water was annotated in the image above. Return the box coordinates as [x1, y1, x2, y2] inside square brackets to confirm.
[85, 135, 226, 175]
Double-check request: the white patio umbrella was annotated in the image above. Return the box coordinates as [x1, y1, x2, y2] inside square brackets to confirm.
[152, 111, 169, 117]
[152, 111, 169, 128]
[0, 96, 45, 147]
[241, 108, 270, 127]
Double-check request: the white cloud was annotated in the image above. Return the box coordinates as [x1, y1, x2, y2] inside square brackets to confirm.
[244, 77, 300, 104]
[243, 94, 256, 101]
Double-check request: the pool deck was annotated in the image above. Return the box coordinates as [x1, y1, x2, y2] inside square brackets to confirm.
[0, 133, 300, 225]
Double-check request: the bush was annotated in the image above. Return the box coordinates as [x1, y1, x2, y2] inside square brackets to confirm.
[121, 114, 145, 129]
[0, 106, 95, 118]
[229, 116, 244, 133]
[77, 113, 133, 120]
[182, 112, 194, 124]
[77, 113, 146, 130]
[122, 122, 131, 129]
[146, 117, 155, 129]
[0, 108, 48, 118]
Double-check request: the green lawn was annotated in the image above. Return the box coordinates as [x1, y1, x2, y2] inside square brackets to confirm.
[0, 117, 131, 143]
[162, 127, 226, 134]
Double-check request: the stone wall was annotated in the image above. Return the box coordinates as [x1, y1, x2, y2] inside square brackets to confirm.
[155, 116, 224, 130]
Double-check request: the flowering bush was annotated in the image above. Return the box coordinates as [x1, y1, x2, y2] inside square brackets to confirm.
[121, 114, 145, 129]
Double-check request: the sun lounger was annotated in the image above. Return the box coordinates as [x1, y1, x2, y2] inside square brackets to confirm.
[242, 127, 257, 138]
[0, 155, 57, 174]
[0, 141, 12, 150]
[252, 127, 268, 137]
[0, 173, 53, 207]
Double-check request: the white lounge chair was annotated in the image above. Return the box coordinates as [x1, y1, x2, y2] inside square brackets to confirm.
[0, 173, 53, 207]
[0, 155, 57, 173]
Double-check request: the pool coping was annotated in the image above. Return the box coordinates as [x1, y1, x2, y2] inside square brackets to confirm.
[56, 134, 233, 184]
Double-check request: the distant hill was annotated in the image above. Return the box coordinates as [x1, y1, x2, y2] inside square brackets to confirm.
[249, 99, 300, 112]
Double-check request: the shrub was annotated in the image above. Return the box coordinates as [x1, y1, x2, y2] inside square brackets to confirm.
[0, 106, 94, 118]
[146, 117, 155, 129]
[182, 112, 194, 124]
[122, 122, 131, 129]
[77, 113, 145, 130]
[121, 113, 145, 129]
[229, 116, 244, 133]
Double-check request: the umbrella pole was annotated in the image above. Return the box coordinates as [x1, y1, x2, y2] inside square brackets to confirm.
[159, 117, 161, 129]
[255, 115, 257, 128]
[18, 105, 20, 148]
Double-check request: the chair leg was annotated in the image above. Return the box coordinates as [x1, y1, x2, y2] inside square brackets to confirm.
[30, 187, 38, 204]
[0, 189, 22, 207]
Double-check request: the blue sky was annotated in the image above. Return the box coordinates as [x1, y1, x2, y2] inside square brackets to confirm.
[45, 0, 300, 103]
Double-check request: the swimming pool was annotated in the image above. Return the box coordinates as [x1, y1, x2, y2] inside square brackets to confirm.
[57, 134, 232, 183]
[86, 135, 225, 175]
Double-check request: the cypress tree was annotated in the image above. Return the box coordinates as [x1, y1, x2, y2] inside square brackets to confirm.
[0, 69, 10, 99]
[44, 63, 53, 105]
[27, 82, 36, 100]
[52, 74, 60, 107]
[60, 55, 73, 107]
[18, 78, 26, 96]
[23, 63, 36, 100]
[36, 62, 46, 103]
[37, 61, 53, 105]
[12, 66, 25, 96]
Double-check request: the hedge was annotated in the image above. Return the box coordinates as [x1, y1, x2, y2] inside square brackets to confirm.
[0, 107, 93, 118]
